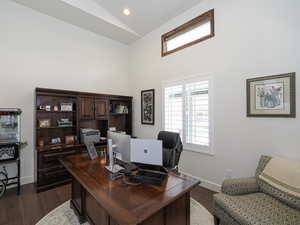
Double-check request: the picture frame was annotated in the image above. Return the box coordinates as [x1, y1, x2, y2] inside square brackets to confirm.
[38, 118, 51, 128]
[51, 137, 61, 144]
[141, 89, 155, 125]
[60, 103, 73, 112]
[65, 135, 75, 145]
[246, 73, 296, 117]
[86, 143, 98, 160]
[45, 105, 51, 111]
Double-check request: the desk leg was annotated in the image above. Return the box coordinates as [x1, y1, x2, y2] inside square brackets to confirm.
[17, 159, 20, 195]
[71, 178, 86, 223]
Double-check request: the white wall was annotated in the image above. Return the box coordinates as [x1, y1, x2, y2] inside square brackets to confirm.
[129, 0, 300, 191]
[1, 0, 299, 191]
[0, 0, 129, 184]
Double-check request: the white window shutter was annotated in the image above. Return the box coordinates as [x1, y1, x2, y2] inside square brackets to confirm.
[164, 85, 183, 137]
[163, 77, 212, 154]
[185, 81, 209, 146]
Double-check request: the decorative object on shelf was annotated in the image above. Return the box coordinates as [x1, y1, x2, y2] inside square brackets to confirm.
[60, 103, 73, 112]
[109, 127, 116, 132]
[37, 105, 46, 110]
[38, 139, 44, 147]
[38, 118, 51, 128]
[65, 135, 75, 145]
[45, 105, 51, 111]
[114, 105, 128, 114]
[51, 137, 61, 144]
[115, 105, 124, 114]
[57, 118, 73, 127]
[141, 89, 155, 125]
[53, 106, 59, 111]
[247, 73, 296, 117]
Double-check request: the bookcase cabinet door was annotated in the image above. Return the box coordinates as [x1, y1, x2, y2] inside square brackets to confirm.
[79, 97, 94, 120]
[95, 98, 108, 119]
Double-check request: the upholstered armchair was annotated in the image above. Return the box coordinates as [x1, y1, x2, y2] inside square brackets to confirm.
[213, 155, 300, 225]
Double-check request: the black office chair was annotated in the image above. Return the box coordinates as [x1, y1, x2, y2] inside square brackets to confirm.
[157, 131, 183, 171]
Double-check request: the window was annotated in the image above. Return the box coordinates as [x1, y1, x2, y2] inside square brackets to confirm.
[163, 77, 213, 154]
[161, 9, 214, 57]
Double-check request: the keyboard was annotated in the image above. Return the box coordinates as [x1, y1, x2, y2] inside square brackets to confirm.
[115, 159, 138, 172]
[128, 170, 168, 186]
[132, 162, 168, 173]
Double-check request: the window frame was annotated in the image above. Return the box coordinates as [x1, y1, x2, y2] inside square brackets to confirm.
[162, 75, 214, 155]
[161, 9, 215, 57]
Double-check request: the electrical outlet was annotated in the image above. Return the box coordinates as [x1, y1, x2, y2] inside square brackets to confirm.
[225, 169, 233, 179]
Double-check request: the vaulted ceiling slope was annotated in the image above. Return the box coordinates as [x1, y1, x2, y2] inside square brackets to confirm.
[12, 0, 203, 44]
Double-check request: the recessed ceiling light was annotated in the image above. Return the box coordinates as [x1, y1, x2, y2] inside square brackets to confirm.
[123, 8, 130, 16]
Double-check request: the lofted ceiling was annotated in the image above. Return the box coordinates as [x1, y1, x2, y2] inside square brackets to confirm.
[94, 0, 203, 36]
[12, 0, 203, 44]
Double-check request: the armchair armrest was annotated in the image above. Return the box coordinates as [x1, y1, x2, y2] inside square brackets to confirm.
[221, 177, 259, 196]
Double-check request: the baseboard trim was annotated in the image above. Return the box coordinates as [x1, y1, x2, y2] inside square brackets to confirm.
[180, 171, 221, 192]
[21, 175, 34, 185]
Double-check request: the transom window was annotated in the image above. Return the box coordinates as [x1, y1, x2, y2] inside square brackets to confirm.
[161, 9, 214, 57]
[163, 77, 213, 154]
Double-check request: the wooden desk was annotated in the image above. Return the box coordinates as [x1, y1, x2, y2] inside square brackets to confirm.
[60, 154, 200, 225]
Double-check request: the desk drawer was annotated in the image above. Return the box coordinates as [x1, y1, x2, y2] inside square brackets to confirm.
[86, 192, 109, 225]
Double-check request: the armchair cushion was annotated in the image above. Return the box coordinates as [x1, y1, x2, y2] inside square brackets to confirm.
[221, 177, 259, 196]
[213, 203, 240, 225]
[214, 192, 300, 225]
[258, 179, 300, 211]
[256, 156, 300, 210]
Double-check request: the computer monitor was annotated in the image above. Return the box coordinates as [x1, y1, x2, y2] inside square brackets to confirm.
[130, 139, 163, 166]
[107, 131, 131, 162]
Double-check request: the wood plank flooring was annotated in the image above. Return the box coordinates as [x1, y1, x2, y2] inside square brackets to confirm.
[0, 183, 216, 225]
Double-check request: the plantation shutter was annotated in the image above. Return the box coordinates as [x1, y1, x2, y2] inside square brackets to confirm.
[163, 77, 212, 153]
[185, 80, 209, 146]
[164, 85, 183, 137]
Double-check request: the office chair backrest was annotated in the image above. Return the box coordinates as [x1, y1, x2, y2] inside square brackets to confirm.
[157, 131, 183, 170]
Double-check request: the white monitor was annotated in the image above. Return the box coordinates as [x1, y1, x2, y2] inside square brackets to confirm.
[107, 131, 131, 162]
[130, 139, 163, 166]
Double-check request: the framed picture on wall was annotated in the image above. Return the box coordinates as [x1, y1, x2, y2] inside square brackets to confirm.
[247, 73, 296, 117]
[141, 89, 155, 125]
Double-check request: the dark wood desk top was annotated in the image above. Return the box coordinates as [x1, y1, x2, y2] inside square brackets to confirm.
[60, 154, 200, 225]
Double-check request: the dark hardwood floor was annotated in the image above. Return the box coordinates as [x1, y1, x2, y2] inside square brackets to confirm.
[0, 183, 216, 225]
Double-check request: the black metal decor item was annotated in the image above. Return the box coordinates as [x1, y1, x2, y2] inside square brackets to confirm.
[0, 108, 23, 197]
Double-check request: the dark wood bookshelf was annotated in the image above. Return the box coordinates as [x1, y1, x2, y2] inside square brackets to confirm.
[35, 87, 132, 192]
[110, 113, 129, 116]
[37, 110, 76, 113]
[37, 140, 107, 152]
[37, 126, 75, 129]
